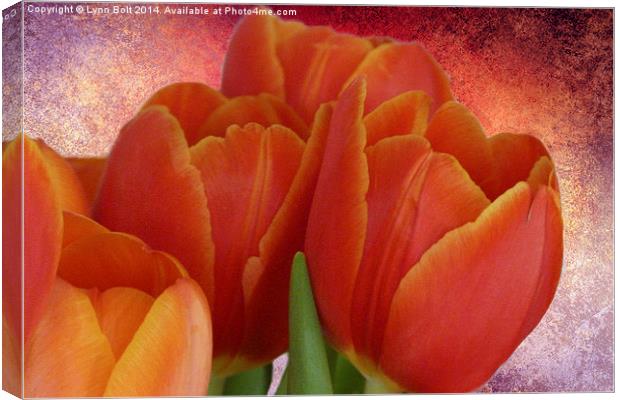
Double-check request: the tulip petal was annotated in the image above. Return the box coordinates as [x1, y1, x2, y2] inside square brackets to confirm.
[351, 135, 490, 361]
[37, 141, 90, 215]
[143, 82, 227, 146]
[67, 157, 107, 211]
[520, 159, 563, 339]
[305, 78, 369, 350]
[425, 102, 555, 200]
[277, 26, 373, 122]
[93, 106, 215, 301]
[221, 14, 287, 98]
[25, 279, 116, 397]
[363, 91, 431, 146]
[58, 232, 186, 297]
[345, 43, 453, 115]
[381, 181, 563, 392]
[491, 133, 559, 193]
[368, 35, 394, 47]
[190, 123, 304, 363]
[3, 316, 21, 397]
[89, 287, 155, 359]
[236, 104, 333, 367]
[198, 94, 309, 140]
[3, 137, 64, 343]
[104, 278, 212, 396]
[527, 156, 557, 191]
[272, 17, 306, 41]
[2, 138, 24, 351]
[62, 210, 109, 248]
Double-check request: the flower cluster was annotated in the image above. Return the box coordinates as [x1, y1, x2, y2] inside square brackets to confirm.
[3, 13, 563, 396]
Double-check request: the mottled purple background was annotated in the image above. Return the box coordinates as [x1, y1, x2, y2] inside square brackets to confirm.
[2, 3, 613, 393]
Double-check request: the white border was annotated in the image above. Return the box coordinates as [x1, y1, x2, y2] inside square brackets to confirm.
[0, 0, 615, 399]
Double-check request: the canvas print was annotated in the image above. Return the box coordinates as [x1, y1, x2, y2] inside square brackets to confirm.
[1, 2, 613, 397]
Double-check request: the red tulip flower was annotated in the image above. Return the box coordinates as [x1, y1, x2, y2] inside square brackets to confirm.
[92, 89, 324, 376]
[3, 137, 212, 397]
[305, 79, 563, 392]
[221, 14, 454, 123]
[66, 81, 311, 209]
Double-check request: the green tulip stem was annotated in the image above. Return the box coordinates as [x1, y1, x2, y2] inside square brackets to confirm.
[222, 364, 272, 395]
[332, 353, 366, 394]
[324, 343, 338, 379]
[207, 375, 225, 396]
[288, 252, 334, 394]
[364, 378, 398, 394]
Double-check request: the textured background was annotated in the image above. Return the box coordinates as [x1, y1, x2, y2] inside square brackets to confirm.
[3, 3, 613, 392]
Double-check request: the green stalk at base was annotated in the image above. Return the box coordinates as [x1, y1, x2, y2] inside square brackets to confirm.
[333, 354, 366, 394]
[287, 253, 334, 394]
[207, 375, 225, 396]
[222, 364, 272, 395]
[364, 377, 402, 394]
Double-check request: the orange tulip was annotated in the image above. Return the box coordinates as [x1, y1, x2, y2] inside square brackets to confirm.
[305, 78, 563, 392]
[91, 91, 324, 376]
[143, 81, 310, 146]
[221, 14, 454, 123]
[3, 136, 212, 397]
[65, 81, 311, 212]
